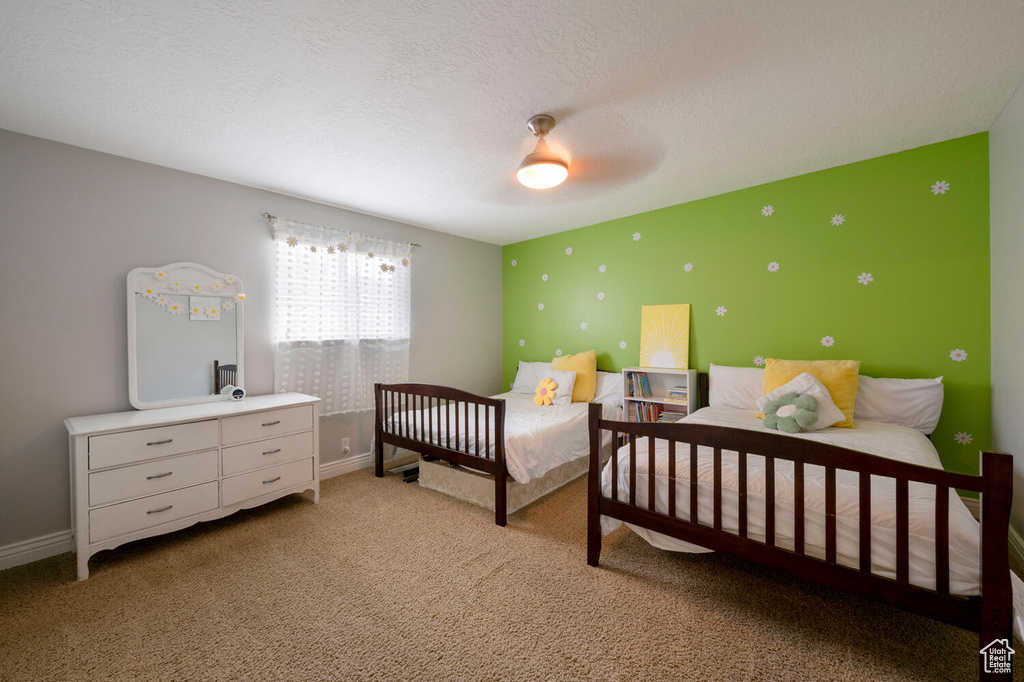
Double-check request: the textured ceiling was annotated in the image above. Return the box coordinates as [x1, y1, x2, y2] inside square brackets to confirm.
[2, 1, 1024, 245]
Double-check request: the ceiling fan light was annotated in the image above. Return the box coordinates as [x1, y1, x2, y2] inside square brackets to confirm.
[517, 136, 569, 189]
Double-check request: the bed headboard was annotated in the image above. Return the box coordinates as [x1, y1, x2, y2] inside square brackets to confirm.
[698, 372, 710, 410]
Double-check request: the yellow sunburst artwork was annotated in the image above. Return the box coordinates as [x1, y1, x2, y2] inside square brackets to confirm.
[639, 304, 690, 369]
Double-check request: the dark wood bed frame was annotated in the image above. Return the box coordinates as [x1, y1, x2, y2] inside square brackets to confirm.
[374, 382, 509, 525]
[587, 373, 1014, 680]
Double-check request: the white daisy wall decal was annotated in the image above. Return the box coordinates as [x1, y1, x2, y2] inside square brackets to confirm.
[555, 349, 562, 357]
[715, 306, 727, 316]
[565, 247, 573, 255]
[632, 232, 642, 241]
[950, 349, 968, 362]
[580, 321, 588, 330]
[767, 262, 779, 272]
[537, 303, 544, 310]
[518, 339, 525, 347]
[858, 273, 873, 285]
[931, 180, 951, 195]
[597, 292, 604, 300]
[511, 259, 517, 266]
[761, 205, 774, 217]
[821, 336, 835, 347]
[753, 356, 765, 367]
[830, 214, 846, 226]
[599, 264, 606, 273]
[683, 263, 693, 272]
[541, 274, 548, 281]
[619, 341, 627, 349]
[954, 431, 973, 445]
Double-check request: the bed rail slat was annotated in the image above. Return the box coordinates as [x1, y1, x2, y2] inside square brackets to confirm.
[464, 401, 470, 454]
[690, 442, 698, 524]
[484, 405, 490, 460]
[629, 435, 637, 507]
[860, 472, 871, 573]
[935, 485, 949, 596]
[611, 429, 619, 501]
[648, 437, 657, 512]
[794, 461, 805, 555]
[668, 440, 676, 519]
[738, 452, 747, 539]
[896, 479, 909, 585]
[825, 466, 836, 564]
[713, 447, 722, 531]
[765, 456, 775, 547]
[475, 404, 480, 457]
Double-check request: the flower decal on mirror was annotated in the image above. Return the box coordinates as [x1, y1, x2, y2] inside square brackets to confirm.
[236, 293, 246, 302]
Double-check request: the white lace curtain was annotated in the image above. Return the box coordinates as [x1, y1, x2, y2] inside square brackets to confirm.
[273, 218, 412, 415]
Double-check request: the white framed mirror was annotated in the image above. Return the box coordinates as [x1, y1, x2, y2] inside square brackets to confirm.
[127, 262, 245, 410]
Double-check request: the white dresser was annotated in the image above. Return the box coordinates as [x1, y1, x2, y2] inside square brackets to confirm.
[65, 393, 319, 580]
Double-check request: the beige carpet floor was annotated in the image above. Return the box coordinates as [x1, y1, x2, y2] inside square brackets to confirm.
[0, 469, 1018, 681]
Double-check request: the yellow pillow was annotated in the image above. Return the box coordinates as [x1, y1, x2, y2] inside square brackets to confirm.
[761, 359, 861, 428]
[551, 350, 597, 402]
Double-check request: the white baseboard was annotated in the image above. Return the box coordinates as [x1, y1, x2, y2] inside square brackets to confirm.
[0, 530, 73, 572]
[959, 496, 1024, 568]
[961, 496, 980, 520]
[1010, 525, 1024, 570]
[0, 457, 371, 573]
[319, 451, 373, 480]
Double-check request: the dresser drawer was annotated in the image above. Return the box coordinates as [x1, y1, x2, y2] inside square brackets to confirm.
[89, 420, 219, 470]
[89, 450, 219, 507]
[89, 481, 219, 543]
[222, 457, 314, 507]
[221, 405, 313, 445]
[222, 431, 314, 476]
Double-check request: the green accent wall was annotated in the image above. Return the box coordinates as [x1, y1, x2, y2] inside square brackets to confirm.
[502, 133, 990, 475]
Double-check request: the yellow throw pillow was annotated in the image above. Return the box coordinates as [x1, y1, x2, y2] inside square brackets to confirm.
[761, 359, 861, 428]
[551, 350, 597, 402]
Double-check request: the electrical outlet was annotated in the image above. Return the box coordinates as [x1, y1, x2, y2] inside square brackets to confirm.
[341, 437, 350, 455]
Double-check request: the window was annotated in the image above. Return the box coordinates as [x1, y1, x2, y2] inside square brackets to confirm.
[273, 218, 412, 415]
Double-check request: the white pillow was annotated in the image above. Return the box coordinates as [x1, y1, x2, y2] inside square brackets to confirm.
[709, 364, 764, 411]
[511, 361, 552, 394]
[755, 372, 845, 431]
[593, 371, 624, 407]
[534, 369, 577, 406]
[854, 375, 944, 435]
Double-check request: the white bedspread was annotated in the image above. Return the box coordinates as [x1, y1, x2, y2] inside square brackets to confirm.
[600, 406, 1024, 639]
[389, 392, 621, 484]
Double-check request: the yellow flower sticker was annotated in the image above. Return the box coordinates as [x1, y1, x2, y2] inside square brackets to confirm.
[534, 377, 558, 406]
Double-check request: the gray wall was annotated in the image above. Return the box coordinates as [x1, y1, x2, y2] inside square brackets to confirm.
[0, 129, 503, 548]
[990, 82, 1024, 534]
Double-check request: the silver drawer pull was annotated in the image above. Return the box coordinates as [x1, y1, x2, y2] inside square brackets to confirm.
[263, 476, 282, 485]
[146, 439, 173, 446]
[146, 505, 173, 514]
[146, 471, 173, 480]
[262, 448, 282, 456]
[261, 420, 281, 427]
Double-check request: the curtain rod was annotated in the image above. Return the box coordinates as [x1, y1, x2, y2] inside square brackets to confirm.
[261, 212, 421, 248]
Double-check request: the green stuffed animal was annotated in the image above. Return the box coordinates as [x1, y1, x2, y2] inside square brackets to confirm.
[763, 392, 819, 433]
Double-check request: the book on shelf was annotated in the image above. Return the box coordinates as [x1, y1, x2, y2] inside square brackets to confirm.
[626, 371, 652, 398]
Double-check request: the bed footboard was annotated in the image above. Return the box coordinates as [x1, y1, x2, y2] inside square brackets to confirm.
[375, 383, 508, 525]
[587, 403, 1014, 680]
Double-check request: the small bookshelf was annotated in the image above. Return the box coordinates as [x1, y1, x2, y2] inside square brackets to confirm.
[622, 367, 699, 423]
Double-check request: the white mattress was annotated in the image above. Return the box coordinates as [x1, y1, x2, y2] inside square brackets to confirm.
[600, 406, 1024, 638]
[389, 392, 621, 484]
